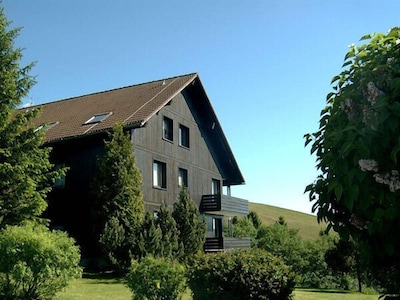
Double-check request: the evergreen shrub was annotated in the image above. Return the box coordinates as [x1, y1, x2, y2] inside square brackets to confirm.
[0, 223, 82, 300]
[187, 248, 295, 300]
[127, 256, 186, 300]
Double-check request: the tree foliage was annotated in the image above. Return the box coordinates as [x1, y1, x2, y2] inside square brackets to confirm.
[305, 27, 400, 293]
[187, 249, 296, 300]
[156, 204, 181, 260]
[127, 256, 186, 300]
[92, 122, 144, 272]
[138, 211, 162, 258]
[0, 6, 63, 229]
[0, 223, 82, 300]
[172, 187, 206, 259]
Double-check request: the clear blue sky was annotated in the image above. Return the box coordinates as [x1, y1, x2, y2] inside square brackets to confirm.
[3, 1, 400, 214]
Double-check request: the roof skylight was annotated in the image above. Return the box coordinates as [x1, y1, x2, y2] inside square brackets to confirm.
[84, 112, 112, 125]
[34, 121, 59, 132]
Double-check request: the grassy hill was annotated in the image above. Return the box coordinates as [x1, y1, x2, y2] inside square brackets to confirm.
[249, 202, 327, 240]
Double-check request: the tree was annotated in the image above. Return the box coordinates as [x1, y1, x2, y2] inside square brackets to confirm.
[248, 210, 262, 229]
[305, 27, 400, 293]
[172, 187, 206, 258]
[231, 216, 257, 246]
[156, 204, 181, 259]
[256, 219, 304, 275]
[92, 122, 144, 272]
[138, 211, 162, 258]
[0, 6, 63, 229]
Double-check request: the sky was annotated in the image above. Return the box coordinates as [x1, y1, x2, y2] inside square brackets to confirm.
[2, 1, 400, 214]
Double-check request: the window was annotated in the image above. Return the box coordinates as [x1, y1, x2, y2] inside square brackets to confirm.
[84, 112, 112, 125]
[212, 178, 221, 195]
[153, 160, 167, 188]
[179, 124, 190, 148]
[178, 168, 188, 187]
[162, 116, 173, 141]
[34, 121, 59, 132]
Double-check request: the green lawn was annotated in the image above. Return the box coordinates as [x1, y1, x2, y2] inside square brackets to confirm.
[57, 275, 378, 300]
[293, 289, 378, 300]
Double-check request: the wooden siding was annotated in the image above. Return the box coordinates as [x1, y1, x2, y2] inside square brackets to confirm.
[131, 91, 222, 212]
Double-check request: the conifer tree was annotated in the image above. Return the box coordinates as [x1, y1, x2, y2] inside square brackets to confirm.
[138, 211, 162, 258]
[92, 122, 144, 272]
[156, 204, 181, 259]
[0, 6, 62, 229]
[172, 187, 206, 258]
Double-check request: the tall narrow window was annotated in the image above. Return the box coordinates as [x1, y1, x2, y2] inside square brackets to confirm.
[163, 116, 173, 141]
[153, 160, 167, 189]
[178, 168, 188, 187]
[179, 124, 190, 148]
[212, 178, 221, 195]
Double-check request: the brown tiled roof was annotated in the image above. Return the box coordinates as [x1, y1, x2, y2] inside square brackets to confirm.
[28, 73, 198, 142]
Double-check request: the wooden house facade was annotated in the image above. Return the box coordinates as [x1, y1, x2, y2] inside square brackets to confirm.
[29, 73, 250, 255]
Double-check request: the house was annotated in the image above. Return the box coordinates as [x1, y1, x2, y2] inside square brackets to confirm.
[30, 72, 250, 256]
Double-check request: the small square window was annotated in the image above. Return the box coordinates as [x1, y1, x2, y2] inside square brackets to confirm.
[178, 168, 188, 187]
[153, 160, 167, 189]
[84, 112, 112, 125]
[163, 117, 173, 141]
[179, 124, 190, 148]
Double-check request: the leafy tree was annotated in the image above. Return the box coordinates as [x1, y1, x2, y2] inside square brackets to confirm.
[92, 122, 144, 272]
[231, 216, 257, 246]
[156, 204, 181, 259]
[0, 222, 82, 300]
[325, 238, 366, 292]
[0, 6, 63, 229]
[256, 220, 304, 275]
[172, 187, 206, 258]
[305, 27, 400, 293]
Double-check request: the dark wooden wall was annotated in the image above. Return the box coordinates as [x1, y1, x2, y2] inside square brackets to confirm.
[132, 91, 223, 212]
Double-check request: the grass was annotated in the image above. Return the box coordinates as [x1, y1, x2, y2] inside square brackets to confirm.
[249, 202, 327, 240]
[57, 275, 379, 300]
[293, 289, 378, 300]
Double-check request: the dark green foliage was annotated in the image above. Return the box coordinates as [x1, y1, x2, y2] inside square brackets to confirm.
[0, 223, 82, 300]
[248, 210, 262, 228]
[156, 205, 181, 259]
[0, 6, 64, 229]
[172, 187, 206, 259]
[305, 27, 400, 293]
[92, 122, 144, 272]
[257, 221, 304, 273]
[256, 218, 342, 289]
[231, 216, 257, 246]
[187, 248, 296, 300]
[127, 256, 186, 300]
[138, 211, 162, 258]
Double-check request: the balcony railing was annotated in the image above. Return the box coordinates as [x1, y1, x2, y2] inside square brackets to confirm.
[200, 194, 248, 216]
[204, 237, 251, 252]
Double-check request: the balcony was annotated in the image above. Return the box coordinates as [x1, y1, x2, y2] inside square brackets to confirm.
[200, 194, 249, 216]
[204, 237, 251, 252]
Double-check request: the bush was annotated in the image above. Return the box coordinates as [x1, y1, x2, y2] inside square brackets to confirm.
[127, 256, 186, 300]
[0, 223, 82, 300]
[187, 248, 296, 300]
